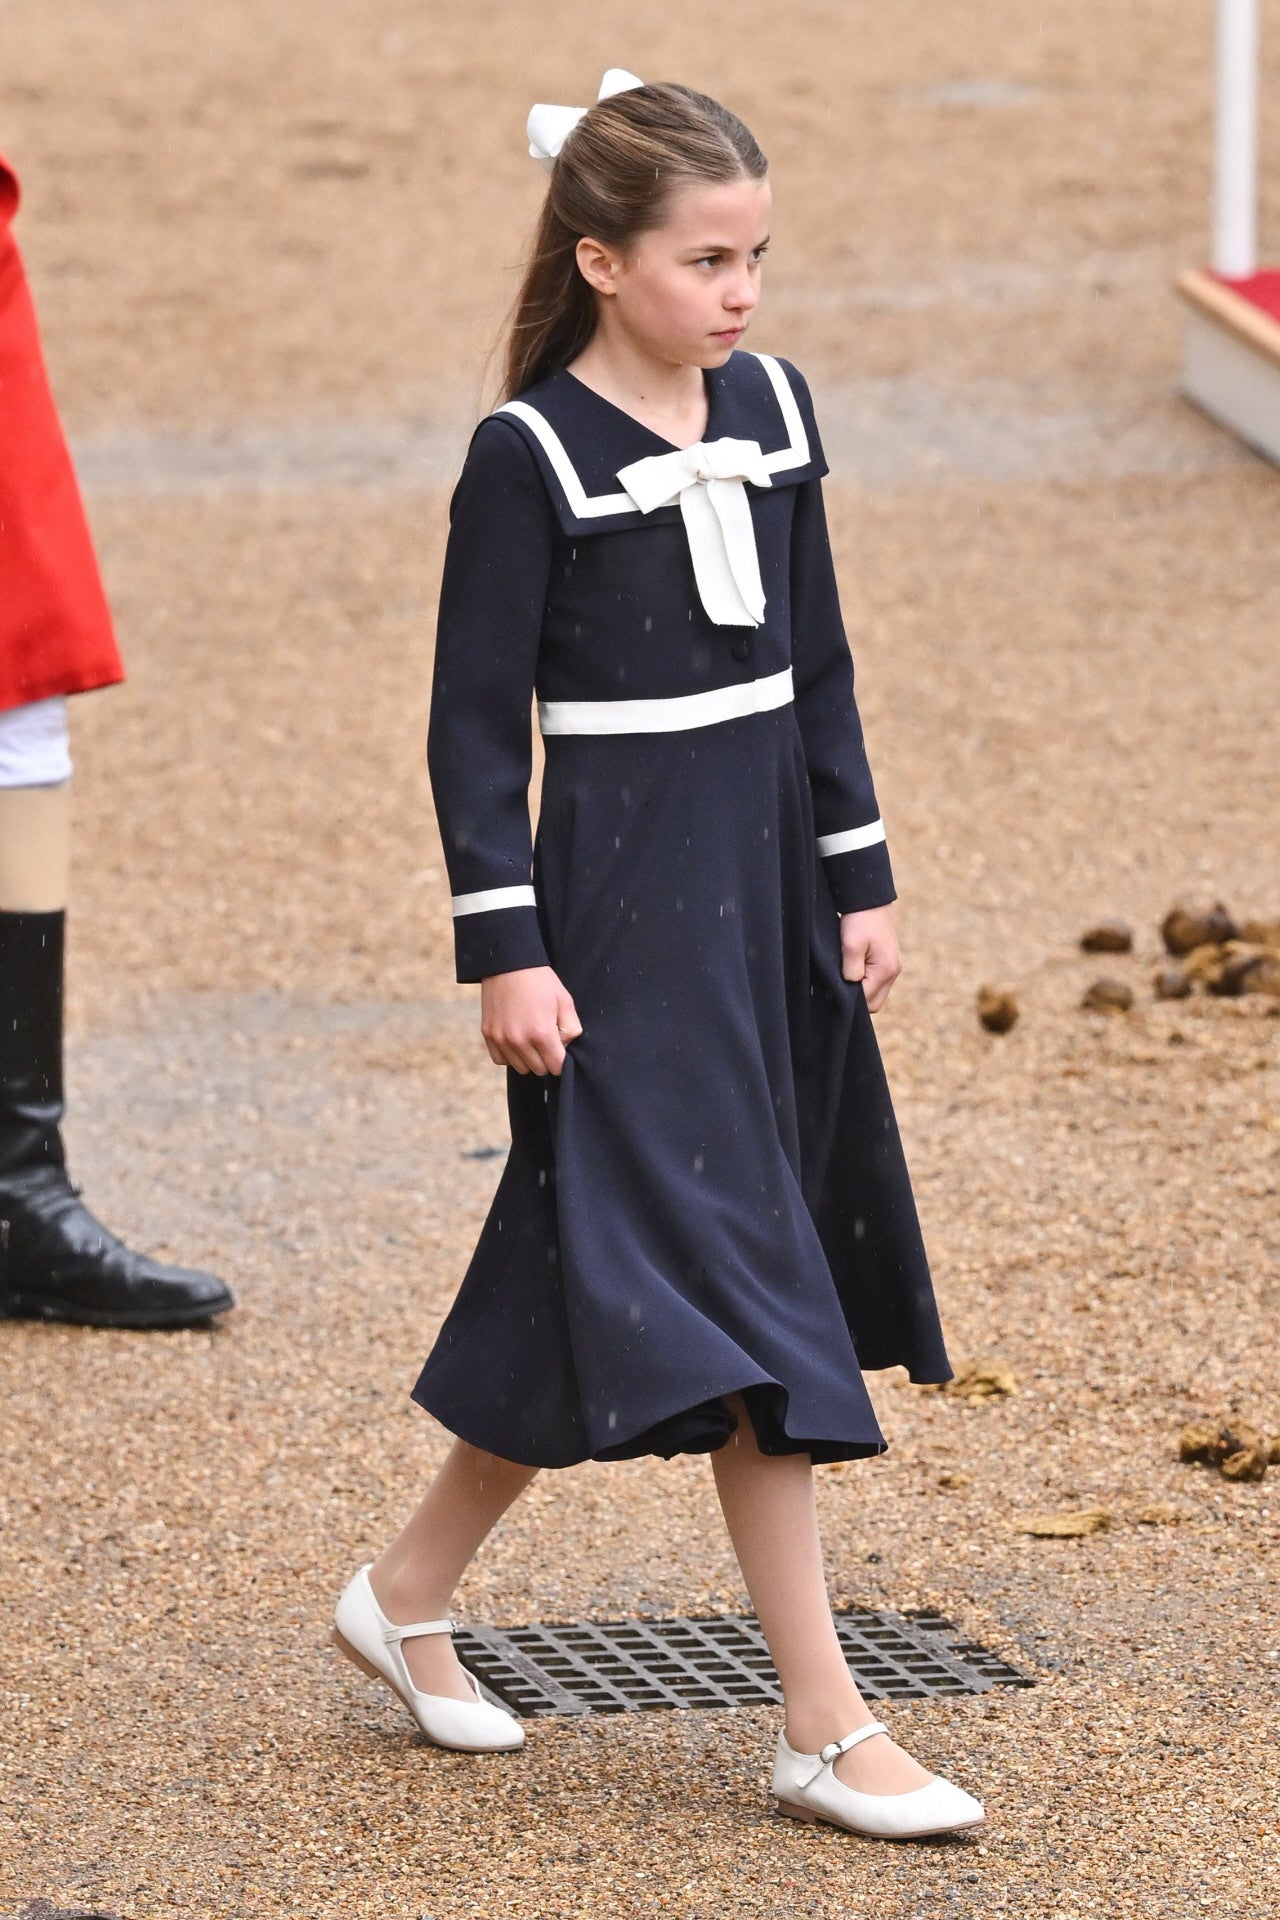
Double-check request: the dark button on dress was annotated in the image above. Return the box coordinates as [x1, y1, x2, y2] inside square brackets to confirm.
[413, 350, 952, 1469]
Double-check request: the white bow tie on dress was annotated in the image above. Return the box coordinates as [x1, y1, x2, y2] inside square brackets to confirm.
[617, 438, 773, 627]
[527, 68, 645, 170]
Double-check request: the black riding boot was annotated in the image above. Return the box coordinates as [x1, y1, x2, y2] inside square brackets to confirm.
[0, 909, 234, 1327]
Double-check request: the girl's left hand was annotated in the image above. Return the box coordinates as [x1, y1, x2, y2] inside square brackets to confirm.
[838, 904, 901, 1012]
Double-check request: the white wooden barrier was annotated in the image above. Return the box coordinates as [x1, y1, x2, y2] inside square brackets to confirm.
[1177, 0, 1280, 466]
[1215, 0, 1259, 276]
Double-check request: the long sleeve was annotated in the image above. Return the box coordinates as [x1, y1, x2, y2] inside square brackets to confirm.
[789, 459, 897, 915]
[427, 416, 556, 983]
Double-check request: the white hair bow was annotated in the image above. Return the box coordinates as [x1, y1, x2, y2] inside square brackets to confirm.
[527, 68, 645, 171]
[617, 439, 773, 627]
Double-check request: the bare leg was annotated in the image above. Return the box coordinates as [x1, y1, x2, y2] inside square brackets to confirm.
[0, 782, 71, 910]
[366, 1438, 539, 1700]
[710, 1394, 933, 1795]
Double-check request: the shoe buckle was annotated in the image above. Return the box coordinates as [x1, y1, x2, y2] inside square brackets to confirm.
[799, 1729, 874, 1787]
[796, 1748, 837, 1788]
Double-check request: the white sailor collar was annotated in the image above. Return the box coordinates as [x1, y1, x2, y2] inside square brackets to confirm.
[491, 350, 829, 540]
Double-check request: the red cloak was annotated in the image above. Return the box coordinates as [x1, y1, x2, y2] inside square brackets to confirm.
[0, 153, 123, 714]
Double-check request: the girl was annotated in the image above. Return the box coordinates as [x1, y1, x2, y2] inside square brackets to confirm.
[334, 71, 984, 1840]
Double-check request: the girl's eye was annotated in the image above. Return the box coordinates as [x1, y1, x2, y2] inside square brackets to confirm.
[693, 247, 769, 269]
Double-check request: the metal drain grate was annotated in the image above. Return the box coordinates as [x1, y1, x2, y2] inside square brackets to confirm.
[452, 1606, 1031, 1718]
[6, 1906, 125, 1920]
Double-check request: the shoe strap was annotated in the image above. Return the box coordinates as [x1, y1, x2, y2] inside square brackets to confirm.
[382, 1617, 455, 1645]
[800, 1720, 890, 1786]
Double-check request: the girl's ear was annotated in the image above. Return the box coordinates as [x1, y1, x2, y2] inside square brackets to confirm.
[575, 235, 620, 298]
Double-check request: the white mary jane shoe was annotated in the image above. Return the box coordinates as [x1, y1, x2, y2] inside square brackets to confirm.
[773, 1720, 985, 1840]
[332, 1564, 524, 1753]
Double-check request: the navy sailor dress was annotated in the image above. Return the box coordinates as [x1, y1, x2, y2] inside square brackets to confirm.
[412, 349, 953, 1468]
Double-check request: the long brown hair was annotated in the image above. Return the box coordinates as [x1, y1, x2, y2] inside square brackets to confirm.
[501, 83, 768, 402]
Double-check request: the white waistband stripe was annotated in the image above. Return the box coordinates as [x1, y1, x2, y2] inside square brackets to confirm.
[538, 666, 794, 737]
[451, 884, 538, 918]
[816, 819, 886, 856]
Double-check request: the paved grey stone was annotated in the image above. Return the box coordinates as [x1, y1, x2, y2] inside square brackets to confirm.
[70, 374, 1254, 501]
[60, 990, 502, 1297]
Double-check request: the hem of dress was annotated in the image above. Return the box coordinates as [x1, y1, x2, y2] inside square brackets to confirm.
[411, 1369, 889, 1470]
[861, 1355, 954, 1386]
[0, 663, 125, 715]
[594, 1380, 889, 1466]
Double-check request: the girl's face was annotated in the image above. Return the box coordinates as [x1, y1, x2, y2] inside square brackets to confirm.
[579, 175, 772, 369]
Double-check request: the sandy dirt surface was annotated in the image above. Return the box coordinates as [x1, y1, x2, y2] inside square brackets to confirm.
[2, 2, 1279, 1916]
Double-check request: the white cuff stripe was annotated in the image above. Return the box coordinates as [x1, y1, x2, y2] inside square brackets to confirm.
[451, 885, 538, 918]
[816, 819, 886, 856]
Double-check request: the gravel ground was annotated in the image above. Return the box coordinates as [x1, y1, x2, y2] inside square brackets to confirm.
[2, 2, 1279, 1916]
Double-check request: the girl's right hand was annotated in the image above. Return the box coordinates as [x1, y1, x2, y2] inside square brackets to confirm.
[479, 966, 584, 1076]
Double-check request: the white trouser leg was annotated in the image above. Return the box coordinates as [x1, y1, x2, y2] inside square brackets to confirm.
[0, 695, 73, 788]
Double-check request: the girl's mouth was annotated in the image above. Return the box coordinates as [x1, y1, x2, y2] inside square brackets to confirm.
[712, 325, 745, 342]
